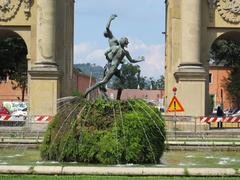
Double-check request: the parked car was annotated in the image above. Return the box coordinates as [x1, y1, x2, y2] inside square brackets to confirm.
[232, 110, 240, 117]
[227, 108, 239, 117]
[11, 108, 27, 117]
[0, 107, 10, 115]
[212, 108, 217, 114]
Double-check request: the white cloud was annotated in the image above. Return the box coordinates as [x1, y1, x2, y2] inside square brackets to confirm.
[74, 43, 93, 60]
[127, 38, 165, 78]
[74, 42, 106, 65]
[74, 39, 165, 78]
[86, 49, 106, 62]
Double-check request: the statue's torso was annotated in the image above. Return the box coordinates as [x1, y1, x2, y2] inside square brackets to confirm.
[108, 38, 118, 47]
[110, 46, 126, 67]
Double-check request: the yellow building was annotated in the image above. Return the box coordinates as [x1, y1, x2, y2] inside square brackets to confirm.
[165, 0, 240, 117]
[0, 0, 74, 116]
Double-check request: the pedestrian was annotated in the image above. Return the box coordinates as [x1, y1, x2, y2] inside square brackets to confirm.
[216, 106, 224, 128]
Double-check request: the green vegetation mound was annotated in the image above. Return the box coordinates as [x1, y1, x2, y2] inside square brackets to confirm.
[41, 97, 165, 164]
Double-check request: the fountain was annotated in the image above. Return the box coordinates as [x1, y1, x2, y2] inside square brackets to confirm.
[40, 15, 166, 164]
[40, 97, 165, 164]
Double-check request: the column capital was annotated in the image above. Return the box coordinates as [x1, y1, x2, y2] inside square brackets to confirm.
[174, 68, 207, 82]
[29, 69, 62, 80]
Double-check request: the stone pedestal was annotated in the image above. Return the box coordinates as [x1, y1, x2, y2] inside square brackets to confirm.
[174, 70, 207, 117]
[29, 71, 61, 116]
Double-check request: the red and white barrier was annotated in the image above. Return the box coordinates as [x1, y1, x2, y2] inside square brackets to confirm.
[0, 115, 26, 122]
[32, 116, 53, 123]
[0, 115, 12, 121]
[201, 117, 240, 123]
[0, 115, 53, 123]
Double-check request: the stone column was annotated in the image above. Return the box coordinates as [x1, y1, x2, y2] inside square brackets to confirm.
[173, 0, 207, 117]
[33, 0, 57, 70]
[29, 0, 60, 118]
[180, 0, 202, 68]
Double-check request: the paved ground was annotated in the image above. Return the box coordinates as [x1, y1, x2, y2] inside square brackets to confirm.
[1, 138, 240, 149]
[0, 166, 238, 176]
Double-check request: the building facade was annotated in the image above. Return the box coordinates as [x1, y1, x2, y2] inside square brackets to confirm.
[209, 66, 232, 110]
[0, 69, 95, 107]
[165, 0, 240, 116]
[0, 79, 28, 106]
[72, 69, 97, 97]
[107, 89, 165, 109]
[0, 0, 74, 116]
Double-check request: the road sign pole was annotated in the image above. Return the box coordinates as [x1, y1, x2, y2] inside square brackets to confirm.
[167, 87, 184, 139]
[173, 87, 177, 140]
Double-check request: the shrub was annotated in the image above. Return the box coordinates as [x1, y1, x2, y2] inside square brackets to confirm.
[41, 97, 165, 164]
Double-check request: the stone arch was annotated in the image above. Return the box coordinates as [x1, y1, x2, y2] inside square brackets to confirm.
[208, 31, 240, 110]
[206, 31, 240, 67]
[0, 29, 29, 55]
[0, 28, 29, 102]
[0, 27, 31, 60]
[0, 29, 29, 72]
[207, 31, 240, 54]
[213, 31, 240, 43]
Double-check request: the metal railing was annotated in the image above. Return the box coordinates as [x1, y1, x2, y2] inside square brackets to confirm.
[164, 115, 240, 139]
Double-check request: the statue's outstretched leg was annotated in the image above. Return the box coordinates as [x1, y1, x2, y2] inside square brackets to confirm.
[114, 69, 125, 100]
[99, 86, 109, 100]
[84, 68, 115, 98]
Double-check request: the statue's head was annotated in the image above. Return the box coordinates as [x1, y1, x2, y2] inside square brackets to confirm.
[119, 37, 129, 48]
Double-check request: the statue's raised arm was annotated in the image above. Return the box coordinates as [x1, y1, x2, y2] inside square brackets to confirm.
[104, 14, 119, 47]
[106, 14, 117, 31]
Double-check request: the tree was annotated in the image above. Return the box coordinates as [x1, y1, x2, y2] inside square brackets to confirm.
[111, 63, 146, 100]
[0, 37, 28, 101]
[226, 66, 240, 108]
[146, 75, 165, 90]
[156, 75, 165, 89]
[210, 39, 240, 108]
[210, 39, 240, 67]
[138, 76, 147, 89]
[112, 63, 144, 89]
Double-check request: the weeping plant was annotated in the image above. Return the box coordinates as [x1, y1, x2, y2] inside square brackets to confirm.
[41, 96, 166, 164]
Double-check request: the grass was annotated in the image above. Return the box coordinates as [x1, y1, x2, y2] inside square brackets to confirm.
[0, 175, 239, 180]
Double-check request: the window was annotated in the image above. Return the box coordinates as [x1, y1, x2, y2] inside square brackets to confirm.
[209, 73, 212, 83]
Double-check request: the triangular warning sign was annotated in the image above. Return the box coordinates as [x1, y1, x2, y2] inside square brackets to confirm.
[167, 96, 184, 112]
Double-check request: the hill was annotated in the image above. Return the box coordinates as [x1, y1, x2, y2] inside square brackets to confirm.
[74, 63, 104, 82]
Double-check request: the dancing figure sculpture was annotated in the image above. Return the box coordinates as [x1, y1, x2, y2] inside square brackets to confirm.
[84, 15, 144, 99]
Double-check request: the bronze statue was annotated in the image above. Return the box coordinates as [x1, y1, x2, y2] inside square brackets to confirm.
[84, 15, 144, 99]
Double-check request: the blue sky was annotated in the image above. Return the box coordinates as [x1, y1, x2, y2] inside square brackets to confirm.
[74, 0, 165, 78]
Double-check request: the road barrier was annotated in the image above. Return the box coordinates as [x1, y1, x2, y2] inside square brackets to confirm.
[200, 116, 240, 129]
[164, 115, 240, 139]
[30, 116, 53, 123]
[0, 115, 53, 123]
[0, 115, 53, 128]
[201, 116, 240, 123]
[0, 115, 26, 122]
